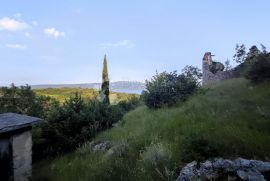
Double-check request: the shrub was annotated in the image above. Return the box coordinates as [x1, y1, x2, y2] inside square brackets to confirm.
[0, 84, 51, 117]
[0, 85, 140, 159]
[33, 93, 140, 159]
[245, 54, 270, 83]
[142, 71, 198, 108]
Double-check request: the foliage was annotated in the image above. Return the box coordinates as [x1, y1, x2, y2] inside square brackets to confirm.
[0, 84, 139, 159]
[245, 54, 270, 83]
[233, 44, 246, 64]
[181, 65, 202, 84]
[247, 45, 261, 58]
[0, 84, 51, 117]
[33, 78, 270, 181]
[142, 71, 198, 108]
[33, 93, 140, 159]
[100, 54, 110, 104]
[233, 44, 269, 77]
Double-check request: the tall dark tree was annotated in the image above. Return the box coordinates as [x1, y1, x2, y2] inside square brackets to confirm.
[100, 54, 110, 104]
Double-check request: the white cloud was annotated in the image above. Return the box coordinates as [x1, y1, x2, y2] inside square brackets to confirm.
[6, 44, 27, 50]
[0, 17, 30, 31]
[100, 40, 136, 49]
[44, 28, 65, 39]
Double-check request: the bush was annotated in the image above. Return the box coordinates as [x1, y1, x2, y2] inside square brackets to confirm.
[0, 84, 51, 117]
[33, 93, 140, 159]
[142, 71, 198, 108]
[0, 85, 140, 159]
[245, 54, 270, 83]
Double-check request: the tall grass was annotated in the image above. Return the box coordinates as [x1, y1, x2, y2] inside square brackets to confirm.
[32, 78, 270, 181]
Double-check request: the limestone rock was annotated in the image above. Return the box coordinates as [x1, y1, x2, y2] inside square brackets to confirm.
[92, 140, 111, 151]
[176, 158, 270, 181]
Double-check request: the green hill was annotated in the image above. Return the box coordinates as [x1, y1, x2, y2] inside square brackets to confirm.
[33, 78, 270, 181]
[34, 88, 138, 104]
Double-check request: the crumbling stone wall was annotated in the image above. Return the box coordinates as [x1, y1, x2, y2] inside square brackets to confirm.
[202, 52, 237, 85]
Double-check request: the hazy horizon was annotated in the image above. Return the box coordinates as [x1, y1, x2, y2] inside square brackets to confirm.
[1, 0, 270, 86]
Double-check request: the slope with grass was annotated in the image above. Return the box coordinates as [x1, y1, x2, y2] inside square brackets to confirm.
[33, 78, 270, 181]
[34, 88, 138, 104]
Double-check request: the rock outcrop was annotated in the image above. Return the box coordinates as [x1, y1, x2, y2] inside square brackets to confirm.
[202, 52, 236, 85]
[176, 158, 270, 181]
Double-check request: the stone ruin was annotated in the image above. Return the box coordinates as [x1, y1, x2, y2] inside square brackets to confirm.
[202, 52, 236, 85]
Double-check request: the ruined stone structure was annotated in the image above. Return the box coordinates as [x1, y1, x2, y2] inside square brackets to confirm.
[0, 113, 41, 181]
[202, 52, 236, 85]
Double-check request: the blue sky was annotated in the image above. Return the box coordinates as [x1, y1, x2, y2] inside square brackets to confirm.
[0, 0, 269, 86]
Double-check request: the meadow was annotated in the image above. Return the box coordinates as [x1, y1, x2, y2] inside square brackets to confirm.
[34, 88, 139, 104]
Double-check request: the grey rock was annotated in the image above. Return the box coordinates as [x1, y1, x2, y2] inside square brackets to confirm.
[199, 160, 217, 179]
[176, 158, 270, 181]
[237, 170, 265, 181]
[235, 158, 252, 169]
[92, 140, 111, 151]
[212, 158, 235, 171]
[105, 144, 128, 158]
[176, 161, 198, 181]
[250, 160, 270, 172]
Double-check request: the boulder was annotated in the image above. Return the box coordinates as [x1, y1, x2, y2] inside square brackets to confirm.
[176, 158, 270, 181]
[92, 140, 111, 151]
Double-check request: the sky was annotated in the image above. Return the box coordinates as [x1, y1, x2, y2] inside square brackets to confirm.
[0, 0, 270, 86]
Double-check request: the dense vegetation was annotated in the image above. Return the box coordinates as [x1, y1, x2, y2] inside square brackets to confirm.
[245, 53, 270, 83]
[32, 78, 270, 181]
[33, 93, 140, 159]
[0, 85, 140, 160]
[142, 66, 201, 109]
[0, 84, 51, 117]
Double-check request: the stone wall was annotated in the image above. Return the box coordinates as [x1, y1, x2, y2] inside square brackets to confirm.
[12, 130, 32, 181]
[0, 138, 12, 180]
[202, 58, 236, 85]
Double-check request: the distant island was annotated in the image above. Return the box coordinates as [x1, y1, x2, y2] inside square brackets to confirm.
[31, 81, 145, 94]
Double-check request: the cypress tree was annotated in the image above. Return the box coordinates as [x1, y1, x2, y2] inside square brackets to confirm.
[100, 54, 110, 104]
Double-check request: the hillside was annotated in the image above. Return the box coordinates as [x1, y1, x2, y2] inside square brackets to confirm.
[34, 88, 139, 104]
[31, 81, 145, 94]
[32, 78, 270, 181]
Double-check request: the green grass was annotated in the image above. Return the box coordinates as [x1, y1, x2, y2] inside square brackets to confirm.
[34, 88, 138, 104]
[32, 78, 270, 181]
